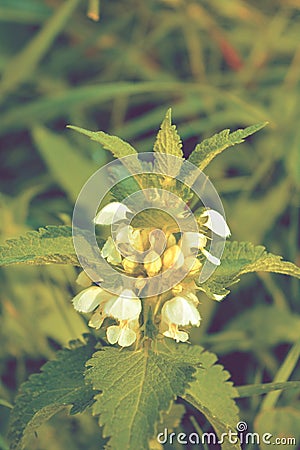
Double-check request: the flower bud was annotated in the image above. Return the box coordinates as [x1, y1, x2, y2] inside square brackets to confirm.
[122, 258, 138, 274]
[144, 251, 162, 277]
[162, 245, 184, 270]
[167, 233, 176, 248]
[172, 284, 183, 295]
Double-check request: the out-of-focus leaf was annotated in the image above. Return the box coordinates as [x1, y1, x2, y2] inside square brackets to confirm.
[0, 0, 80, 97]
[223, 305, 300, 351]
[230, 179, 292, 243]
[254, 408, 300, 450]
[32, 126, 96, 201]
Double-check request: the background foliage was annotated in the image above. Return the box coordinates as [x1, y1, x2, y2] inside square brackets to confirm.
[0, 1, 299, 449]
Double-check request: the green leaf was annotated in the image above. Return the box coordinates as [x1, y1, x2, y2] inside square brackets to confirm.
[32, 125, 96, 201]
[108, 165, 141, 202]
[188, 122, 268, 171]
[181, 345, 240, 450]
[199, 241, 300, 300]
[85, 346, 198, 450]
[154, 108, 183, 158]
[67, 125, 138, 158]
[8, 335, 96, 450]
[153, 109, 183, 176]
[0, 226, 79, 266]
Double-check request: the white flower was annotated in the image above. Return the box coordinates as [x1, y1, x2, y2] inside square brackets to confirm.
[179, 232, 221, 266]
[161, 295, 201, 343]
[94, 202, 131, 225]
[72, 286, 111, 313]
[88, 288, 142, 348]
[107, 318, 139, 347]
[201, 209, 231, 238]
[73, 285, 142, 347]
[105, 288, 141, 320]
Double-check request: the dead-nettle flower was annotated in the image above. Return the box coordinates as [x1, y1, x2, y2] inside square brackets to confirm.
[73, 286, 141, 347]
[71, 202, 230, 347]
[160, 293, 201, 343]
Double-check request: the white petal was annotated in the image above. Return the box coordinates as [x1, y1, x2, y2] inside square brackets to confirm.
[106, 325, 121, 344]
[101, 237, 122, 264]
[72, 286, 103, 312]
[94, 202, 131, 225]
[118, 327, 137, 347]
[162, 297, 201, 326]
[76, 271, 92, 287]
[201, 248, 221, 266]
[212, 293, 226, 301]
[88, 311, 104, 329]
[185, 292, 199, 305]
[202, 209, 231, 238]
[163, 329, 189, 343]
[116, 225, 133, 244]
[107, 290, 141, 320]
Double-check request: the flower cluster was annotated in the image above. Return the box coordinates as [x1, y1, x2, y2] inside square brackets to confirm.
[72, 202, 230, 347]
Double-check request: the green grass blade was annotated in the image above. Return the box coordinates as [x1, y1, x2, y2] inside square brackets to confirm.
[260, 341, 300, 410]
[236, 381, 300, 398]
[0, 0, 80, 98]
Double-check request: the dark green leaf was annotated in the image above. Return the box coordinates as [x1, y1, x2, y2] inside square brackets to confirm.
[8, 335, 97, 450]
[0, 226, 79, 267]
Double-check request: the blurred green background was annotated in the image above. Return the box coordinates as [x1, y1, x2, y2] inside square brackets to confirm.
[0, 1, 299, 449]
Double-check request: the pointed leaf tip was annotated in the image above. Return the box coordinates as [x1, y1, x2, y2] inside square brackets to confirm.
[67, 125, 137, 158]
